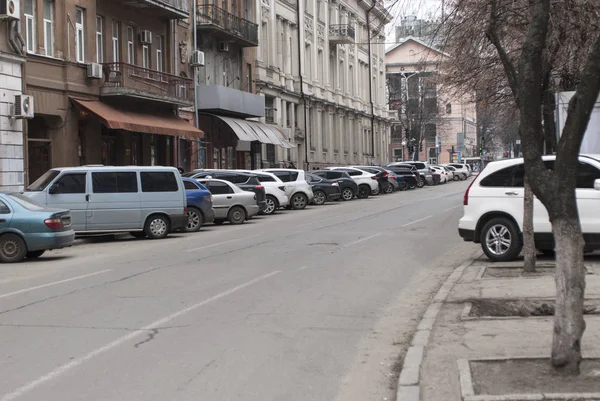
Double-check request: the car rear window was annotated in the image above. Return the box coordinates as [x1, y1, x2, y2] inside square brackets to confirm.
[413, 163, 426, 169]
[480, 166, 516, 187]
[256, 174, 275, 182]
[141, 172, 179, 192]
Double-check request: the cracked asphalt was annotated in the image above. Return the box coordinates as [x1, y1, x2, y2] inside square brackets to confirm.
[0, 181, 473, 401]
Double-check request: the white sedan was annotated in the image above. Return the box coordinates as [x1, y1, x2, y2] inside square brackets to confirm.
[196, 178, 260, 225]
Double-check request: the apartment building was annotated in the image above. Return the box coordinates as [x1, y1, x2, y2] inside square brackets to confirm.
[22, 0, 204, 183]
[254, 0, 395, 169]
[386, 37, 477, 164]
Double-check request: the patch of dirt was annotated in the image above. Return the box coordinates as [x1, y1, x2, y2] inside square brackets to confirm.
[483, 267, 556, 278]
[469, 299, 600, 317]
[471, 358, 600, 396]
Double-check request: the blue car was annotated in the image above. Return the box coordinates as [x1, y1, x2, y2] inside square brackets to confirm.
[182, 178, 215, 232]
[0, 192, 75, 262]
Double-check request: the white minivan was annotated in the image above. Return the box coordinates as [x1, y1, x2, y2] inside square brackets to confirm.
[24, 166, 188, 239]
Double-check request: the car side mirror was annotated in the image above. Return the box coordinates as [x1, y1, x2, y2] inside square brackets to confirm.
[595, 179, 600, 191]
[48, 183, 59, 194]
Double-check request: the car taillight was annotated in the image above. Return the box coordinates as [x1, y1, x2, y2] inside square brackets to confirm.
[371, 176, 377, 180]
[382, 172, 388, 178]
[44, 218, 63, 229]
[331, 182, 339, 186]
[184, 207, 188, 215]
[256, 185, 264, 190]
[464, 179, 476, 206]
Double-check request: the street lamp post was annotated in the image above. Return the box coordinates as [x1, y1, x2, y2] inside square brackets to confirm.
[401, 140, 407, 161]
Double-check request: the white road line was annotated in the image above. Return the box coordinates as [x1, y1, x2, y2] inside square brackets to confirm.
[344, 233, 383, 248]
[0, 270, 281, 401]
[297, 266, 308, 271]
[402, 215, 433, 227]
[444, 205, 462, 212]
[186, 234, 261, 252]
[0, 270, 112, 300]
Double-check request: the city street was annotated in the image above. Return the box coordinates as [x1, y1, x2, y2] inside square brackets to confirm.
[0, 181, 473, 401]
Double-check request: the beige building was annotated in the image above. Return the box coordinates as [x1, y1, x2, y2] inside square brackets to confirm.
[386, 37, 476, 164]
[255, 0, 395, 168]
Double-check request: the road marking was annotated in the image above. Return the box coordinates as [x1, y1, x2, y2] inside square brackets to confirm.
[344, 233, 382, 248]
[186, 234, 261, 252]
[402, 215, 433, 227]
[0, 270, 281, 401]
[444, 205, 462, 212]
[0, 270, 112, 300]
[297, 266, 308, 271]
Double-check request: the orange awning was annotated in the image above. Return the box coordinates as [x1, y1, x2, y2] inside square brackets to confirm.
[71, 98, 204, 139]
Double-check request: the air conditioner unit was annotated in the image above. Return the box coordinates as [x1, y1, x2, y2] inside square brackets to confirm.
[13, 95, 34, 119]
[218, 42, 229, 52]
[0, 0, 19, 20]
[86, 63, 103, 79]
[190, 50, 205, 67]
[140, 30, 152, 44]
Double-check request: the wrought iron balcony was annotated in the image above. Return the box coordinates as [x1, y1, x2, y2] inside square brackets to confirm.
[101, 62, 194, 106]
[196, 4, 259, 47]
[329, 24, 355, 45]
[125, 0, 188, 19]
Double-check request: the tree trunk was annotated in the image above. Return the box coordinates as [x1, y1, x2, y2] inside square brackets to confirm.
[551, 216, 586, 374]
[523, 178, 536, 272]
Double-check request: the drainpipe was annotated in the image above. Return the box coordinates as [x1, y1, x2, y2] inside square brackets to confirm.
[192, 0, 203, 167]
[296, 0, 309, 170]
[8, 21, 24, 56]
[366, 1, 376, 163]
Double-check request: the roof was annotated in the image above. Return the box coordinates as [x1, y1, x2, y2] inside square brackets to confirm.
[385, 36, 450, 58]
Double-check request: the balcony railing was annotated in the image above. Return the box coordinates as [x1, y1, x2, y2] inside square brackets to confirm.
[197, 4, 259, 47]
[329, 24, 355, 45]
[101, 62, 194, 106]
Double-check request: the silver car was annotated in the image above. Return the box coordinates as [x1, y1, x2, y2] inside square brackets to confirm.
[196, 178, 259, 225]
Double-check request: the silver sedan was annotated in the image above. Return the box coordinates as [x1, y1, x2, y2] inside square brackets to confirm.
[196, 178, 260, 225]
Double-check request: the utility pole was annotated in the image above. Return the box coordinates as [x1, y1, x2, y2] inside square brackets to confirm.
[366, 1, 376, 163]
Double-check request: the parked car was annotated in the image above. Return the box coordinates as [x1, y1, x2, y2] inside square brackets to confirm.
[386, 166, 419, 189]
[431, 166, 451, 183]
[348, 166, 392, 195]
[231, 170, 289, 215]
[196, 178, 260, 225]
[387, 163, 427, 187]
[381, 168, 400, 193]
[388, 162, 433, 186]
[383, 168, 408, 191]
[257, 169, 314, 210]
[0, 193, 75, 262]
[182, 178, 215, 232]
[306, 173, 342, 205]
[444, 163, 469, 180]
[311, 170, 358, 201]
[459, 155, 600, 261]
[431, 172, 442, 185]
[327, 167, 378, 198]
[183, 170, 267, 212]
[24, 166, 188, 239]
[445, 165, 460, 181]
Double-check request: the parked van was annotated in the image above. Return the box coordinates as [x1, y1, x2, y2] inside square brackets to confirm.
[23, 166, 188, 239]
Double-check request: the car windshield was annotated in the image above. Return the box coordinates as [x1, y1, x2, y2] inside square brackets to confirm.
[8, 193, 48, 211]
[27, 170, 60, 191]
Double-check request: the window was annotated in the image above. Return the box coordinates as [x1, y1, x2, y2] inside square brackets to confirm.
[255, 174, 275, 182]
[92, 172, 138, 193]
[246, 63, 252, 93]
[75, 8, 85, 63]
[207, 181, 233, 195]
[266, 144, 276, 166]
[577, 162, 600, 189]
[96, 16, 104, 63]
[184, 180, 200, 190]
[272, 171, 291, 182]
[142, 44, 150, 68]
[24, 0, 35, 53]
[480, 166, 516, 187]
[112, 21, 120, 62]
[155, 35, 163, 71]
[52, 173, 87, 194]
[127, 26, 134, 64]
[141, 172, 178, 192]
[0, 201, 10, 214]
[446, 103, 452, 114]
[43, 0, 54, 56]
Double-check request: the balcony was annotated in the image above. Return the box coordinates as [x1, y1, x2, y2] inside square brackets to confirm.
[123, 0, 188, 19]
[196, 4, 259, 47]
[101, 63, 194, 106]
[329, 24, 355, 45]
[196, 84, 265, 118]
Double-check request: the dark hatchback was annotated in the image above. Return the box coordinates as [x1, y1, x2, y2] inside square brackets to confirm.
[183, 170, 267, 212]
[311, 170, 358, 201]
[306, 173, 342, 205]
[386, 166, 419, 189]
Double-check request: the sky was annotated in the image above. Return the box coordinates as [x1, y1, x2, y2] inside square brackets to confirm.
[384, 0, 444, 43]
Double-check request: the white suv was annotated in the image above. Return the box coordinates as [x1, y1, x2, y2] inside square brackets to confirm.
[258, 169, 314, 210]
[459, 155, 600, 261]
[444, 163, 470, 180]
[326, 167, 378, 199]
[234, 170, 289, 215]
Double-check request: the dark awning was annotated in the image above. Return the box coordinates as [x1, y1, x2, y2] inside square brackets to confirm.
[202, 114, 292, 148]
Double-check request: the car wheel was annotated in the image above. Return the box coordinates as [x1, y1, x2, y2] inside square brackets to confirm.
[130, 232, 146, 238]
[213, 220, 225, 225]
[357, 185, 370, 199]
[292, 193, 308, 210]
[341, 188, 354, 201]
[26, 250, 45, 259]
[454, 176, 460, 181]
[228, 206, 246, 225]
[264, 196, 278, 215]
[384, 183, 394, 194]
[480, 217, 522, 262]
[398, 181, 408, 191]
[417, 178, 425, 188]
[0, 234, 27, 263]
[313, 190, 327, 206]
[144, 215, 170, 239]
[372, 186, 380, 195]
[185, 207, 203, 232]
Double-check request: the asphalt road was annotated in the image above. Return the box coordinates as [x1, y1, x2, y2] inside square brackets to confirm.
[0, 180, 475, 401]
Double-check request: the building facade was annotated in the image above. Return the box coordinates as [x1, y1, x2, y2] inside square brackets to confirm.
[385, 37, 477, 164]
[254, 0, 395, 169]
[22, 0, 203, 184]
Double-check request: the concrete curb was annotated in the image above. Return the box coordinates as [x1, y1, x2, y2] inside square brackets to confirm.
[395, 252, 481, 401]
[474, 264, 594, 280]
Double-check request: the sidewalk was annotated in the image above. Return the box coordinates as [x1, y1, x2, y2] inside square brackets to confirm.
[397, 254, 600, 401]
